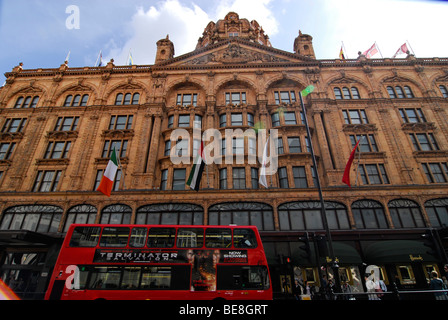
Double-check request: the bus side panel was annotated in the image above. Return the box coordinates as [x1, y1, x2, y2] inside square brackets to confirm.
[47, 280, 66, 300]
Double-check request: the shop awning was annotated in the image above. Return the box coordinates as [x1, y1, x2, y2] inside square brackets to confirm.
[0, 230, 61, 246]
[363, 240, 437, 264]
[333, 242, 362, 264]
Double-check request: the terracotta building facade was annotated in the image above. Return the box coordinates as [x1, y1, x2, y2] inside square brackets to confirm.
[0, 12, 447, 299]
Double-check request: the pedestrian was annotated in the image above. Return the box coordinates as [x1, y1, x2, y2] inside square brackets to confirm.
[429, 271, 447, 300]
[341, 279, 354, 300]
[364, 274, 380, 300]
[292, 279, 303, 300]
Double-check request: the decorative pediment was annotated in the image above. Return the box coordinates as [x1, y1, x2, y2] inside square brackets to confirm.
[156, 39, 311, 68]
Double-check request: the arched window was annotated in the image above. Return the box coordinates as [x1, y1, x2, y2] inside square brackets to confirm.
[136, 203, 203, 225]
[14, 96, 39, 108]
[388, 199, 425, 228]
[439, 85, 448, 98]
[334, 88, 342, 100]
[351, 200, 388, 229]
[115, 93, 123, 105]
[100, 204, 132, 224]
[208, 202, 274, 231]
[424, 198, 448, 228]
[278, 201, 349, 231]
[123, 93, 132, 105]
[63, 204, 97, 232]
[72, 95, 81, 107]
[132, 93, 140, 105]
[80, 94, 89, 106]
[0, 205, 62, 233]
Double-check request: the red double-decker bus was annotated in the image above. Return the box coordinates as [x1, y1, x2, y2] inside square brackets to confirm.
[45, 224, 272, 300]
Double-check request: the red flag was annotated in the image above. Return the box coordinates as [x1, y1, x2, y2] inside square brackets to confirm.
[362, 43, 379, 59]
[392, 43, 409, 58]
[342, 139, 362, 187]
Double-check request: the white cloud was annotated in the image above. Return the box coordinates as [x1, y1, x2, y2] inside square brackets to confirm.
[104, 0, 279, 66]
[320, 0, 448, 59]
[104, 0, 210, 65]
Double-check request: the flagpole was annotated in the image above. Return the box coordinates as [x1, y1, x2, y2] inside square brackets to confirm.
[354, 135, 365, 187]
[115, 147, 126, 190]
[299, 90, 341, 293]
[95, 50, 102, 67]
[342, 41, 349, 59]
[406, 40, 415, 56]
[375, 42, 383, 59]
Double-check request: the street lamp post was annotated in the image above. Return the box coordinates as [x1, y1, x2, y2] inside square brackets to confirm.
[298, 87, 341, 295]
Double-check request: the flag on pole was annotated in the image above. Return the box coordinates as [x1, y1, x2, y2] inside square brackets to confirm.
[96, 50, 103, 67]
[65, 50, 71, 63]
[97, 148, 119, 197]
[362, 43, 379, 59]
[187, 141, 205, 191]
[342, 138, 362, 187]
[392, 43, 409, 58]
[128, 50, 134, 66]
[339, 46, 346, 60]
[259, 138, 269, 188]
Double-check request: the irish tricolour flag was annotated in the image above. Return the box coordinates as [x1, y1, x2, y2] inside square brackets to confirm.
[97, 148, 119, 197]
[186, 141, 205, 191]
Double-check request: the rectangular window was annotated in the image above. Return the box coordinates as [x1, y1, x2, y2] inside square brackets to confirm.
[44, 141, 71, 159]
[231, 113, 243, 126]
[274, 91, 296, 104]
[342, 109, 368, 124]
[359, 164, 389, 185]
[2, 118, 27, 133]
[277, 138, 284, 155]
[102, 140, 128, 158]
[94, 169, 122, 191]
[399, 108, 426, 123]
[100, 227, 130, 248]
[160, 169, 168, 190]
[226, 92, 246, 105]
[409, 133, 439, 151]
[219, 114, 227, 128]
[177, 228, 204, 248]
[278, 167, 289, 188]
[177, 93, 198, 107]
[232, 167, 246, 189]
[32, 170, 62, 192]
[54, 117, 79, 131]
[0, 142, 16, 160]
[293, 166, 308, 188]
[349, 134, 378, 152]
[168, 115, 174, 128]
[178, 115, 190, 127]
[422, 163, 448, 183]
[232, 138, 244, 155]
[219, 168, 227, 189]
[109, 115, 133, 130]
[205, 228, 232, 248]
[283, 112, 297, 125]
[251, 167, 259, 189]
[288, 137, 302, 153]
[271, 113, 280, 127]
[172, 169, 186, 190]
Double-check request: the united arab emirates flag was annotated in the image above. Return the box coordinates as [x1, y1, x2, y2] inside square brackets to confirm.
[97, 148, 119, 197]
[187, 141, 205, 191]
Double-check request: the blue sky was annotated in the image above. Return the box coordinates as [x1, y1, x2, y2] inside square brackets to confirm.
[1, 0, 448, 82]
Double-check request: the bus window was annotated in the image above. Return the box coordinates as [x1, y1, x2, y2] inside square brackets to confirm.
[129, 227, 147, 248]
[205, 228, 232, 248]
[147, 228, 176, 248]
[217, 266, 270, 290]
[69, 226, 101, 247]
[177, 228, 204, 248]
[100, 227, 130, 247]
[88, 267, 121, 289]
[233, 229, 257, 248]
[121, 267, 141, 289]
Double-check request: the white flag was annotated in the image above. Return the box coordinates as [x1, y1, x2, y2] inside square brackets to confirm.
[392, 43, 409, 58]
[259, 139, 269, 188]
